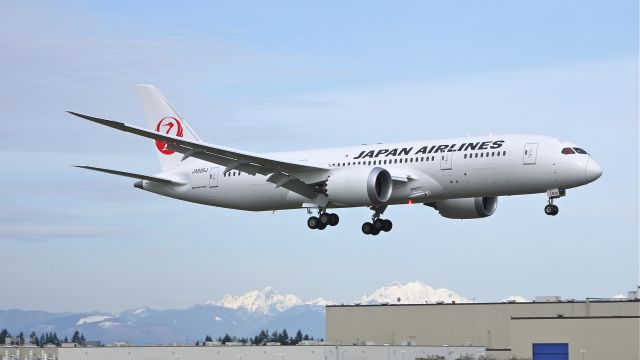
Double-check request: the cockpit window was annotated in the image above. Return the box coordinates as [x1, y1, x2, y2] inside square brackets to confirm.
[573, 147, 589, 155]
[561, 147, 575, 154]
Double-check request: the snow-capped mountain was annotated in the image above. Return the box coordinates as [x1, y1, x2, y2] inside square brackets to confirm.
[0, 281, 472, 345]
[358, 281, 470, 304]
[206, 287, 333, 314]
[500, 295, 529, 303]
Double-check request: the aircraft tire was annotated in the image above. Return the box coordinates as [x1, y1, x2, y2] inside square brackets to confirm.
[307, 216, 320, 229]
[328, 213, 339, 226]
[544, 205, 554, 216]
[362, 222, 373, 235]
[382, 219, 392, 232]
[319, 213, 330, 225]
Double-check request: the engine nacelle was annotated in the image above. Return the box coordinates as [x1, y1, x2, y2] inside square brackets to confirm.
[325, 167, 392, 206]
[433, 197, 498, 219]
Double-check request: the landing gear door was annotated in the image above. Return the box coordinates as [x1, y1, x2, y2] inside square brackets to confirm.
[523, 143, 539, 165]
[440, 152, 452, 170]
[209, 167, 219, 188]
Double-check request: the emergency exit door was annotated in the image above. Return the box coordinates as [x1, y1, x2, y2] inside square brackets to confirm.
[523, 143, 539, 165]
[209, 167, 219, 188]
[440, 152, 452, 170]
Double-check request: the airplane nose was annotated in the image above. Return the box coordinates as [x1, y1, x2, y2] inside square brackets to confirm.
[585, 159, 603, 183]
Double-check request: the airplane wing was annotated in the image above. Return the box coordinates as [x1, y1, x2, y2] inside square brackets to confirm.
[68, 112, 329, 201]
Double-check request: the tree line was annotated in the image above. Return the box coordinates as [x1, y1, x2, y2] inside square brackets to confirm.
[197, 329, 322, 346]
[0, 329, 86, 347]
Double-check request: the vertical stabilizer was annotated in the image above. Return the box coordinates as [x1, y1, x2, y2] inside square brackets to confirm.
[137, 84, 201, 171]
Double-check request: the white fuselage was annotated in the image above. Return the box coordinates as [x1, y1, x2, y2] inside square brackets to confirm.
[141, 134, 601, 211]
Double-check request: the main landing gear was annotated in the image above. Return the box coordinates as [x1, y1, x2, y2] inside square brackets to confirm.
[362, 205, 393, 236]
[307, 211, 339, 230]
[544, 189, 565, 216]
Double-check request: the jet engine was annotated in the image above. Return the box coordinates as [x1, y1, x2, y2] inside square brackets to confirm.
[325, 167, 392, 206]
[432, 197, 498, 219]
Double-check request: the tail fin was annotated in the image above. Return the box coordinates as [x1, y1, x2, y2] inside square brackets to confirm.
[137, 85, 201, 171]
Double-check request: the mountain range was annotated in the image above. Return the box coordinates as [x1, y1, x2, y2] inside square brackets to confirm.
[0, 281, 524, 345]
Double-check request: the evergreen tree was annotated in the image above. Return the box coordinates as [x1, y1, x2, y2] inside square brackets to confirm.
[71, 330, 81, 343]
[0, 329, 10, 345]
[30, 331, 39, 346]
[39, 334, 45, 346]
[80, 335, 86, 345]
[63, 336, 68, 343]
[195, 340, 200, 346]
[303, 334, 310, 341]
[204, 335, 213, 342]
[280, 329, 289, 345]
[222, 334, 232, 344]
[18, 332, 24, 346]
[295, 329, 303, 344]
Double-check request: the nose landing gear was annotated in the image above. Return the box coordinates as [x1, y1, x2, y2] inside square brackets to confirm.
[544, 203, 559, 216]
[544, 189, 565, 216]
[362, 205, 393, 235]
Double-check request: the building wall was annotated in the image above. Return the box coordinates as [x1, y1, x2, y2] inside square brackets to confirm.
[326, 300, 640, 359]
[510, 317, 640, 360]
[1, 346, 58, 360]
[1, 345, 484, 360]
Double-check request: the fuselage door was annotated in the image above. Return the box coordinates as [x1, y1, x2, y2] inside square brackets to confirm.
[209, 167, 220, 188]
[523, 143, 539, 165]
[440, 152, 452, 170]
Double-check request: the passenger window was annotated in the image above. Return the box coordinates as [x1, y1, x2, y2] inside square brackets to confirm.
[475, 153, 478, 158]
[431, 156, 435, 161]
[368, 161, 371, 165]
[464, 154, 467, 159]
[480, 153, 483, 158]
[503, 151, 506, 156]
[491, 152, 495, 157]
[497, 152, 500, 157]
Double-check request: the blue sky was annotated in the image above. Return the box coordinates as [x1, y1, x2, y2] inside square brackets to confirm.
[0, 0, 638, 313]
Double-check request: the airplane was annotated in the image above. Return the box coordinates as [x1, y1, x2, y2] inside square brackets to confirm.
[69, 85, 603, 235]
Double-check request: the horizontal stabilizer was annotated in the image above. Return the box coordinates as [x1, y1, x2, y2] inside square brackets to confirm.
[73, 165, 186, 185]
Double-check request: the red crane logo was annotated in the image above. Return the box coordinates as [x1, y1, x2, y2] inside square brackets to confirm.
[154, 117, 184, 155]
